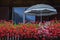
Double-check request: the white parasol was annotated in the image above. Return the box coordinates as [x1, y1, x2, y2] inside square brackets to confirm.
[24, 4, 57, 23]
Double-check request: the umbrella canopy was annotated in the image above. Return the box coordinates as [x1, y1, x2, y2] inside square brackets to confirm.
[24, 4, 57, 16]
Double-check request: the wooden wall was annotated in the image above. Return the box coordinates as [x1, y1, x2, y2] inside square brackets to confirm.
[0, 0, 60, 21]
[0, 7, 9, 20]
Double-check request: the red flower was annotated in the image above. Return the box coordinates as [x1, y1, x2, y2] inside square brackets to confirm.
[42, 38, 45, 40]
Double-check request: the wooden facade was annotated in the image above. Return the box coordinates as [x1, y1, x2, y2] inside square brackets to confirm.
[0, 0, 60, 21]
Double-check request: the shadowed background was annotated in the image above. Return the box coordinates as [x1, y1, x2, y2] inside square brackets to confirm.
[0, 0, 60, 22]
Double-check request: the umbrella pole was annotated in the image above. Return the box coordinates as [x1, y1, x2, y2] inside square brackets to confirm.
[40, 11, 42, 22]
[40, 15, 42, 22]
[41, 16, 42, 22]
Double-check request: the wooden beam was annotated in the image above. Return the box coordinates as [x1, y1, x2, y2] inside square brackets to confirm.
[0, 0, 60, 7]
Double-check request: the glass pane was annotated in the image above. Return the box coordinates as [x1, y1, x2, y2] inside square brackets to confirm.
[12, 7, 35, 24]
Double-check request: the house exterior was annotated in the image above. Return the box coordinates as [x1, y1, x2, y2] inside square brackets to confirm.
[0, 0, 60, 21]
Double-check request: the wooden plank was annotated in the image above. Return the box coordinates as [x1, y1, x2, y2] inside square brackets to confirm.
[0, 0, 60, 7]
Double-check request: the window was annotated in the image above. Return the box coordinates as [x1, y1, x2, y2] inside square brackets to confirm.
[12, 7, 35, 24]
